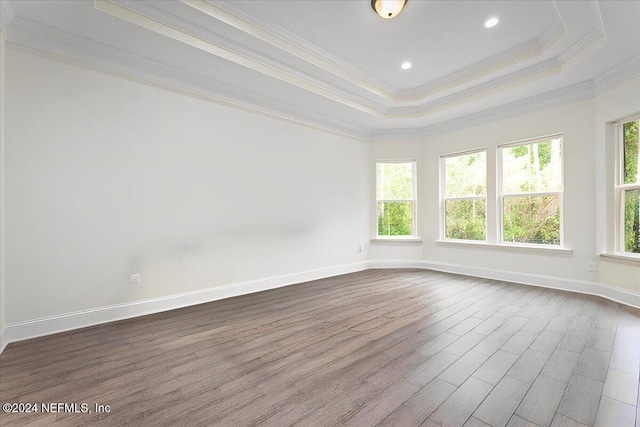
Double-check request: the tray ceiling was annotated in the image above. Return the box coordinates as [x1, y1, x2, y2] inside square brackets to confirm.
[1, 0, 639, 140]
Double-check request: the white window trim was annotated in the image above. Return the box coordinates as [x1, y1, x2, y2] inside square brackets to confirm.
[440, 149, 487, 242]
[374, 159, 418, 239]
[613, 117, 640, 258]
[497, 134, 565, 248]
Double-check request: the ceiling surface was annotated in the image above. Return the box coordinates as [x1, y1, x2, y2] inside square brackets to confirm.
[1, 0, 639, 140]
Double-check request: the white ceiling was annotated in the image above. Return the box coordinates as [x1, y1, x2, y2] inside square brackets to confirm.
[1, 0, 639, 140]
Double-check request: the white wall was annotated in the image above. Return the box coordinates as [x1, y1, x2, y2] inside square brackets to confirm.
[1, 30, 7, 343]
[595, 75, 640, 291]
[429, 100, 598, 281]
[5, 45, 370, 324]
[371, 80, 640, 291]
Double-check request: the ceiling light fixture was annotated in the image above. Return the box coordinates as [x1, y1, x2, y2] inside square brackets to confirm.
[371, 0, 407, 19]
[484, 17, 499, 28]
[401, 61, 412, 70]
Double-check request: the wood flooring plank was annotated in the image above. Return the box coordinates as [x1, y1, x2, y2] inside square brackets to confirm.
[593, 396, 636, 427]
[405, 350, 459, 388]
[541, 349, 581, 384]
[474, 331, 513, 356]
[550, 414, 587, 427]
[381, 378, 456, 426]
[473, 350, 519, 385]
[473, 375, 530, 427]
[557, 331, 589, 354]
[474, 316, 507, 335]
[602, 367, 639, 406]
[338, 379, 420, 426]
[507, 415, 542, 427]
[464, 417, 491, 427]
[586, 327, 617, 352]
[502, 330, 539, 355]
[556, 375, 604, 426]
[515, 375, 567, 427]
[507, 349, 551, 384]
[574, 348, 610, 382]
[529, 330, 564, 355]
[438, 350, 491, 387]
[429, 377, 493, 427]
[444, 331, 487, 357]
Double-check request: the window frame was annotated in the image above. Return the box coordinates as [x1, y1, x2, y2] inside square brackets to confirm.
[440, 148, 488, 242]
[614, 115, 640, 257]
[375, 159, 418, 238]
[497, 134, 565, 247]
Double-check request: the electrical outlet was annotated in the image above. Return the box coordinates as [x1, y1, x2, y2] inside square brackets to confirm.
[358, 244, 364, 253]
[130, 273, 141, 284]
[586, 263, 596, 272]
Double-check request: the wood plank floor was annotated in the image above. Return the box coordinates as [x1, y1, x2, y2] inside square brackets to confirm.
[1, 269, 639, 427]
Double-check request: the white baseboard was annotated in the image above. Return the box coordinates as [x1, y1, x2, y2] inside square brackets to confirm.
[368, 259, 640, 309]
[1, 261, 369, 349]
[0, 327, 7, 354]
[1, 259, 638, 354]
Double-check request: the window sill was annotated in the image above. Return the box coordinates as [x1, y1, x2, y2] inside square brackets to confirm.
[600, 253, 640, 265]
[435, 239, 573, 254]
[371, 236, 423, 243]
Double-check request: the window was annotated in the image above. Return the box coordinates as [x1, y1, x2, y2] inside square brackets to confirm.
[499, 135, 563, 246]
[376, 160, 416, 237]
[441, 150, 486, 241]
[616, 118, 640, 255]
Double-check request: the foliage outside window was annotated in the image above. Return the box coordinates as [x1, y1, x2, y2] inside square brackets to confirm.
[441, 151, 487, 240]
[500, 136, 563, 245]
[376, 161, 416, 237]
[618, 119, 640, 254]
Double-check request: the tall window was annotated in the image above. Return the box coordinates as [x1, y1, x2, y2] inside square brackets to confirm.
[376, 160, 416, 237]
[617, 118, 640, 254]
[499, 135, 563, 245]
[441, 151, 487, 240]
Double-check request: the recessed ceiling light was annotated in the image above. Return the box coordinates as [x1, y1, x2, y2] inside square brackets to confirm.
[401, 61, 412, 70]
[484, 17, 499, 28]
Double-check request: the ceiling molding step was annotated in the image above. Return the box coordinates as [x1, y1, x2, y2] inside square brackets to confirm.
[198, 0, 566, 102]
[183, 0, 395, 101]
[593, 55, 640, 96]
[204, 0, 397, 97]
[557, 28, 605, 68]
[6, 16, 371, 141]
[0, 0, 16, 35]
[110, 0, 387, 114]
[590, 0, 606, 34]
[386, 58, 562, 116]
[396, 22, 567, 100]
[372, 81, 597, 141]
[95, 0, 385, 118]
[557, 0, 605, 68]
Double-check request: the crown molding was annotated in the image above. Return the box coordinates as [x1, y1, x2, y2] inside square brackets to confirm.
[106, 0, 387, 115]
[387, 58, 563, 116]
[95, 0, 389, 119]
[593, 54, 640, 96]
[371, 81, 597, 141]
[397, 22, 566, 100]
[7, 16, 372, 141]
[183, 0, 395, 101]
[0, 0, 16, 35]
